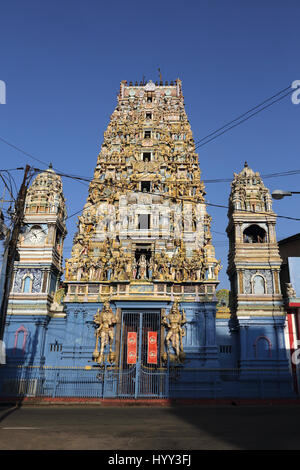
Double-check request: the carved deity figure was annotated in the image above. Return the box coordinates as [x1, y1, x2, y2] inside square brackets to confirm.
[162, 300, 186, 361]
[286, 283, 296, 299]
[93, 300, 117, 365]
[53, 287, 65, 305]
[124, 254, 132, 280]
[155, 250, 170, 280]
[132, 258, 138, 280]
[50, 286, 66, 312]
[138, 254, 147, 279]
[213, 260, 222, 279]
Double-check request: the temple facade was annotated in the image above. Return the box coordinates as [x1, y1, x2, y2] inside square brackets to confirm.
[0, 80, 295, 399]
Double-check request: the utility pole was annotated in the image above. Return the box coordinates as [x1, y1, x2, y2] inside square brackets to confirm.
[0, 164, 32, 341]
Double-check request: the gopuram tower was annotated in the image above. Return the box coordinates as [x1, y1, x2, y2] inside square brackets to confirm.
[63, 79, 222, 397]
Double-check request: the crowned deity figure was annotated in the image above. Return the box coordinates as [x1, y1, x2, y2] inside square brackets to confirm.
[162, 300, 187, 361]
[132, 258, 138, 280]
[138, 254, 147, 280]
[93, 300, 118, 364]
[286, 283, 296, 299]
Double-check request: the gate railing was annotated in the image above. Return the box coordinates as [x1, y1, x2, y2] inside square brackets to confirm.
[0, 365, 296, 399]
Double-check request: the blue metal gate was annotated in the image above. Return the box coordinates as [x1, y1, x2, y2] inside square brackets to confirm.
[118, 310, 167, 398]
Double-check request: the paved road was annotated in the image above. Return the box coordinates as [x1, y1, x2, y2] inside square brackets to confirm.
[0, 404, 300, 450]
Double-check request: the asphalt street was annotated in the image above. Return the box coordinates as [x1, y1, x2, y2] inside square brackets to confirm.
[0, 404, 300, 450]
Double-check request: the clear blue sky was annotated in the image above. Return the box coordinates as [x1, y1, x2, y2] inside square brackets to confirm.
[0, 0, 299, 288]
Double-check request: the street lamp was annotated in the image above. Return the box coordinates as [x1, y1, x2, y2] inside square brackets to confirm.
[272, 190, 300, 200]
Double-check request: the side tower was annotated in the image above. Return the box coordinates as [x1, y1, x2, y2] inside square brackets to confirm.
[4, 166, 67, 364]
[226, 162, 293, 395]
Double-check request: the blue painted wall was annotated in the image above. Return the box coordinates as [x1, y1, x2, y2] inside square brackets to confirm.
[1, 302, 295, 398]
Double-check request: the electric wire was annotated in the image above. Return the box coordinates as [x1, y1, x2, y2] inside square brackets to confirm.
[56, 176, 300, 222]
[1, 163, 300, 226]
[0, 84, 295, 186]
[0, 81, 298, 237]
[194, 85, 292, 147]
[195, 88, 294, 149]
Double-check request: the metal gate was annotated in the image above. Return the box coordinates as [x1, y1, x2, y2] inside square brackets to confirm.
[118, 310, 167, 398]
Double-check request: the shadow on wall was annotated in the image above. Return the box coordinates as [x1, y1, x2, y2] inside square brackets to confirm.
[0, 348, 27, 404]
[0, 325, 40, 403]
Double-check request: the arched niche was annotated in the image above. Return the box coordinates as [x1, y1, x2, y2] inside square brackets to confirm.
[13, 325, 28, 354]
[243, 224, 267, 243]
[253, 335, 272, 358]
[22, 274, 33, 293]
[252, 274, 266, 294]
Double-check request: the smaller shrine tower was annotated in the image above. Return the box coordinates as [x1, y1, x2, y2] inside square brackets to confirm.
[5, 166, 67, 364]
[226, 162, 292, 394]
[227, 162, 282, 315]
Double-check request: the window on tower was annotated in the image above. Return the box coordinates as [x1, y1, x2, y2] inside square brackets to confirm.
[23, 276, 32, 293]
[142, 152, 151, 162]
[141, 181, 151, 193]
[252, 275, 266, 294]
[144, 130, 151, 139]
[243, 225, 267, 243]
[138, 214, 151, 229]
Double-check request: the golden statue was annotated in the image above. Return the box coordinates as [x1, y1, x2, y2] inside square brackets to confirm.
[162, 300, 186, 362]
[93, 300, 117, 364]
[53, 287, 65, 305]
[213, 260, 222, 279]
[50, 286, 66, 312]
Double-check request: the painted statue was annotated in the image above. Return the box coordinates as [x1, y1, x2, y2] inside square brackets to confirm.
[93, 300, 117, 365]
[138, 254, 147, 280]
[162, 300, 186, 361]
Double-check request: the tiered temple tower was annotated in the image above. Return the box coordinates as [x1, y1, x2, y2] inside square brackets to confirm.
[61, 79, 221, 396]
[5, 166, 67, 364]
[65, 79, 220, 294]
[226, 162, 292, 394]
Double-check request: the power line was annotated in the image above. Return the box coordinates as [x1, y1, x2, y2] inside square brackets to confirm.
[0, 168, 25, 172]
[0, 80, 297, 227]
[195, 88, 294, 149]
[56, 175, 300, 222]
[206, 201, 300, 222]
[0, 137, 89, 188]
[8, 164, 299, 256]
[36, 164, 300, 187]
[0, 83, 295, 183]
[0, 137, 49, 167]
[2, 165, 299, 224]
[203, 168, 300, 184]
[194, 85, 292, 147]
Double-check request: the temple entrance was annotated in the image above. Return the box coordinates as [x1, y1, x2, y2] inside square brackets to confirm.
[118, 310, 167, 397]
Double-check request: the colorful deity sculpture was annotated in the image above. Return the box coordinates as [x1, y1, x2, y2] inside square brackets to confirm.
[162, 300, 187, 362]
[93, 300, 118, 364]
